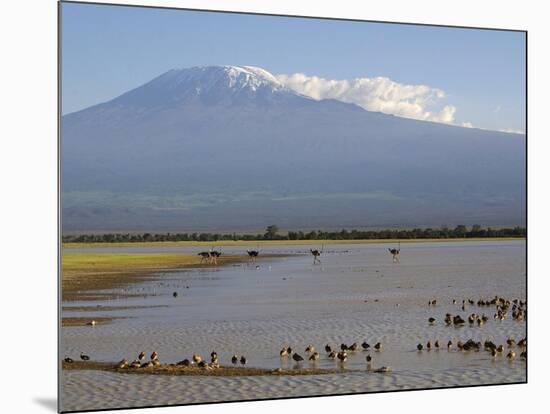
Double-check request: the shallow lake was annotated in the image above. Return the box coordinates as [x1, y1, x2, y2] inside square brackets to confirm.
[61, 240, 526, 411]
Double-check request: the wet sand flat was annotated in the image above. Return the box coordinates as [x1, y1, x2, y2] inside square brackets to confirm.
[60, 240, 526, 412]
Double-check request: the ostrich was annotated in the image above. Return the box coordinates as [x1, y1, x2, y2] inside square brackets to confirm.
[209, 249, 222, 265]
[198, 251, 211, 264]
[310, 245, 324, 264]
[388, 242, 401, 263]
[247, 246, 260, 263]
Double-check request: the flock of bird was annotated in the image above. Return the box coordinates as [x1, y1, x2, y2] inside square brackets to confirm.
[416, 336, 527, 361]
[417, 295, 527, 362]
[277, 341, 390, 372]
[64, 341, 392, 373]
[64, 350, 246, 371]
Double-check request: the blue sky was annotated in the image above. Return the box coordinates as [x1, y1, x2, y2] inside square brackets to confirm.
[61, 1, 526, 132]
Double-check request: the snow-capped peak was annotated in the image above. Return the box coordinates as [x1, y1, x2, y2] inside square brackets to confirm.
[221, 65, 282, 90]
[157, 65, 288, 94]
[112, 65, 305, 108]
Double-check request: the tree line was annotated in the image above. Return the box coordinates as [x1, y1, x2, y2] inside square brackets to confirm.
[62, 224, 526, 244]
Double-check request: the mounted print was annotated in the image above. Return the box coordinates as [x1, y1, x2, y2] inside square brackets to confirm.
[59, 1, 527, 412]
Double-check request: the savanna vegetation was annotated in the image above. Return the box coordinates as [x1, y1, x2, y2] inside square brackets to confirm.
[62, 224, 525, 244]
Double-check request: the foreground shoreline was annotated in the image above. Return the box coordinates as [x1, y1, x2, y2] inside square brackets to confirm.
[62, 360, 360, 377]
[63, 237, 524, 249]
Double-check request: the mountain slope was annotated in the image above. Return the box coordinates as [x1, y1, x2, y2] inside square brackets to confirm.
[61, 65, 526, 231]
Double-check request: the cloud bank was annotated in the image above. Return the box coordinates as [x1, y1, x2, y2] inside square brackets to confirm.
[276, 73, 457, 124]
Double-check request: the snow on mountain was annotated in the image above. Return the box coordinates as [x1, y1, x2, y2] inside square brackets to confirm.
[95, 65, 311, 111]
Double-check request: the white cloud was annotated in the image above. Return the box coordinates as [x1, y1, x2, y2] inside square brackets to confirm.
[276, 72, 458, 124]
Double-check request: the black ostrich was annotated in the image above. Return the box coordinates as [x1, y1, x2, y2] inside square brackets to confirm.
[388, 242, 401, 263]
[209, 249, 222, 265]
[198, 251, 211, 264]
[310, 245, 324, 264]
[247, 246, 260, 263]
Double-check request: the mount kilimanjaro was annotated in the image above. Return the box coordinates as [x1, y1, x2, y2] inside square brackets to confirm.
[61, 65, 525, 231]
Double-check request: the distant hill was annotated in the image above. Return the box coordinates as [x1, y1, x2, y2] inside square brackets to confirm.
[61, 65, 526, 231]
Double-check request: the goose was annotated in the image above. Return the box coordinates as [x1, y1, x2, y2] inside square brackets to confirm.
[64, 357, 74, 363]
[116, 359, 129, 369]
[141, 361, 154, 368]
[293, 353, 304, 363]
[340, 343, 348, 351]
[349, 342, 359, 351]
[80, 352, 90, 361]
[366, 354, 372, 363]
[305, 345, 315, 353]
[309, 352, 320, 361]
[374, 342, 382, 351]
[417, 343, 423, 351]
[426, 341, 432, 350]
[231, 355, 238, 364]
[280, 348, 289, 357]
[428, 317, 436, 324]
[325, 344, 332, 353]
[192, 354, 202, 363]
[138, 352, 146, 361]
[361, 341, 370, 350]
[373, 366, 391, 373]
[328, 351, 337, 359]
[240, 356, 247, 365]
[176, 359, 190, 366]
[337, 351, 348, 362]
[150, 351, 158, 361]
[453, 315, 465, 325]
[210, 351, 218, 360]
[447, 340, 453, 350]
[507, 350, 516, 359]
[152, 359, 161, 366]
[198, 360, 208, 369]
[434, 340, 440, 349]
[130, 360, 141, 368]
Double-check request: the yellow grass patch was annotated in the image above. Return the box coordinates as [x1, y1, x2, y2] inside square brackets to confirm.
[63, 237, 524, 249]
